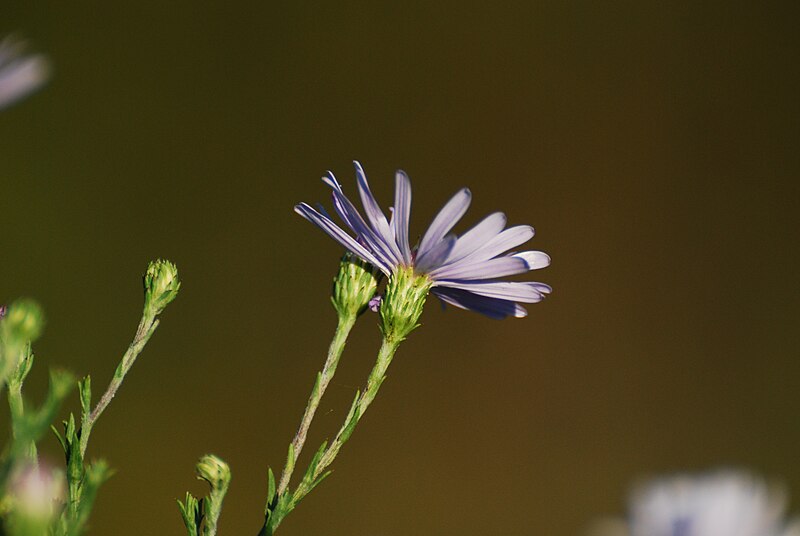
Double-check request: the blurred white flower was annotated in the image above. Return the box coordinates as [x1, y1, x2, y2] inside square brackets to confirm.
[9, 463, 65, 519]
[0, 35, 50, 110]
[589, 470, 800, 536]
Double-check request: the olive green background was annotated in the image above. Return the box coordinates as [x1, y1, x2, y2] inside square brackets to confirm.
[3, 2, 800, 535]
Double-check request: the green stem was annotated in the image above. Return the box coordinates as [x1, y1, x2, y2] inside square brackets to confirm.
[276, 313, 356, 496]
[7, 383, 24, 437]
[6, 381, 36, 461]
[293, 335, 401, 505]
[79, 313, 159, 457]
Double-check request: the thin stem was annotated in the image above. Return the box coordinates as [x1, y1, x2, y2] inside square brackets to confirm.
[79, 313, 159, 457]
[277, 313, 357, 496]
[7, 383, 24, 437]
[293, 336, 401, 504]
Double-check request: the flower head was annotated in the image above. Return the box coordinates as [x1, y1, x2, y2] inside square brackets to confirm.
[0, 35, 50, 110]
[295, 162, 551, 320]
[7, 463, 65, 532]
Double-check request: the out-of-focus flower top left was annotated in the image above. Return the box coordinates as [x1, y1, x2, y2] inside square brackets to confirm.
[0, 35, 50, 110]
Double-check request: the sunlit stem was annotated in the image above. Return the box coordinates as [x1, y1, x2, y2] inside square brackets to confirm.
[277, 313, 357, 496]
[292, 335, 401, 505]
[79, 312, 159, 457]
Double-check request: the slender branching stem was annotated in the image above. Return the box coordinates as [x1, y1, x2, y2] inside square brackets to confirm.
[277, 313, 357, 496]
[79, 313, 159, 457]
[292, 335, 401, 504]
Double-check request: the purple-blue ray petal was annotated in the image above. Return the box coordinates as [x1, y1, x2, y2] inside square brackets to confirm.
[330, 189, 400, 269]
[353, 161, 403, 263]
[433, 280, 550, 303]
[428, 255, 531, 280]
[444, 212, 507, 265]
[321, 171, 342, 191]
[294, 203, 391, 274]
[417, 188, 472, 260]
[513, 251, 551, 270]
[415, 234, 457, 273]
[458, 225, 535, 264]
[392, 170, 413, 264]
[432, 287, 527, 319]
[321, 172, 359, 232]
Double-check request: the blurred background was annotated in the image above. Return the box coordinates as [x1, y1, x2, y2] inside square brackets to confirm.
[2, 1, 800, 534]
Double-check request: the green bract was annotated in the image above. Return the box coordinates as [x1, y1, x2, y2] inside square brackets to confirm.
[379, 266, 432, 343]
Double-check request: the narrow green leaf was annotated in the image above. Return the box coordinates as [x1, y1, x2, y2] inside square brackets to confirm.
[303, 441, 328, 484]
[178, 493, 200, 536]
[310, 371, 322, 400]
[51, 424, 67, 452]
[267, 467, 276, 506]
[78, 376, 91, 416]
[309, 470, 333, 493]
[283, 443, 295, 480]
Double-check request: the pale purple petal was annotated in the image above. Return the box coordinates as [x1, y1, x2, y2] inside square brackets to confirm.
[434, 280, 551, 303]
[428, 256, 530, 280]
[513, 250, 551, 270]
[432, 287, 527, 319]
[392, 170, 413, 264]
[330, 189, 400, 269]
[353, 161, 403, 263]
[415, 235, 457, 273]
[457, 225, 535, 264]
[322, 172, 359, 231]
[294, 203, 390, 274]
[417, 188, 472, 259]
[444, 212, 507, 264]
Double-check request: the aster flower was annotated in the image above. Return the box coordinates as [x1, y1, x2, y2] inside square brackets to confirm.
[0, 35, 50, 111]
[589, 470, 800, 536]
[295, 161, 551, 319]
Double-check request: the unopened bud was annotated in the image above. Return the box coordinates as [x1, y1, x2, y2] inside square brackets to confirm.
[143, 259, 180, 317]
[196, 454, 231, 492]
[1, 299, 44, 346]
[331, 253, 380, 319]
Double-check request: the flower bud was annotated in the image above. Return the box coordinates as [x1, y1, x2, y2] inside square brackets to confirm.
[143, 259, 180, 317]
[331, 253, 380, 319]
[379, 266, 432, 342]
[1, 299, 44, 346]
[196, 454, 231, 491]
